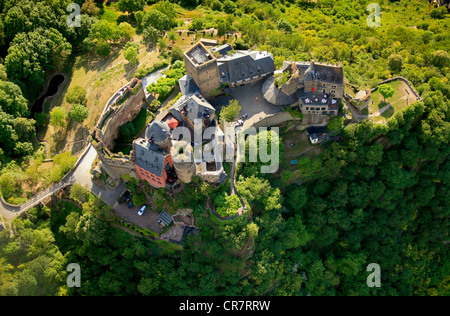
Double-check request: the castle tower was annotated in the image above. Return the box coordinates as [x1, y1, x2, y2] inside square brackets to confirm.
[145, 121, 172, 150]
[170, 141, 195, 183]
[183, 42, 221, 99]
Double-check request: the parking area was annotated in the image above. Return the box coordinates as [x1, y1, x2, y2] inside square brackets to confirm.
[113, 201, 163, 235]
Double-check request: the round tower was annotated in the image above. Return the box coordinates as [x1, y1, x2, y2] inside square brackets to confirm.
[170, 141, 195, 183]
[145, 121, 172, 150]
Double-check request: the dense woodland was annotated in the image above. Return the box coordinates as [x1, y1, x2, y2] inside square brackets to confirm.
[0, 0, 449, 296]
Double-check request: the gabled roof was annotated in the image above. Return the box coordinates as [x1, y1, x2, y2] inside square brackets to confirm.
[217, 50, 275, 83]
[170, 92, 216, 125]
[133, 138, 169, 177]
[281, 61, 343, 84]
[178, 74, 200, 96]
[313, 63, 344, 84]
[158, 211, 173, 226]
[210, 44, 232, 57]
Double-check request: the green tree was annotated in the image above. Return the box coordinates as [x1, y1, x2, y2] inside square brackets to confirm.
[223, 1, 237, 14]
[158, 37, 168, 52]
[65, 86, 87, 105]
[168, 29, 177, 43]
[124, 43, 139, 65]
[277, 19, 293, 33]
[190, 18, 204, 31]
[118, 0, 145, 16]
[143, 26, 160, 44]
[327, 116, 344, 132]
[81, 0, 100, 15]
[119, 22, 135, 41]
[430, 50, 450, 68]
[214, 192, 241, 217]
[75, 213, 108, 245]
[388, 54, 403, 73]
[96, 40, 111, 56]
[378, 84, 395, 103]
[141, 10, 170, 31]
[69, 104, 89, 123]
[49, 106, 68, 128]
[170, 45, 183, 64]
[5, 28, 71, 95]
[220, 99, 241, 122]
[0, 81, 29, 118]
[14, 117, 36, 141]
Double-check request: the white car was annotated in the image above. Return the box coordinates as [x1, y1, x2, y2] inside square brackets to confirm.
[138, 205, 147, 216]
[235, 119, 244, 126]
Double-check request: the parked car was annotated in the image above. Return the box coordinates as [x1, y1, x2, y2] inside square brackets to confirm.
[138, 205, 147, 216]
[127, 201, 134, 208]
[118, 190, 131, 204]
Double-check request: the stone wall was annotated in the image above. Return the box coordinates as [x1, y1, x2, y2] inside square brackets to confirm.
[92, 79, 147, 180]
[251, 111, 299, 129]
[371, 76, 422, 100]
[100, 83, 146, 150]
[184, 52, 220, 98]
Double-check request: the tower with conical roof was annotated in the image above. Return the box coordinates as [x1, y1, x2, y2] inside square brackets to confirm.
[170, 140, 195, 183]
[145, 121, 172, 150]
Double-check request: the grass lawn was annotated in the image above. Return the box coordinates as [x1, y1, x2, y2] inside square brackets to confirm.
[369, 79, 418, 122]
[277, 122, 319, 173]
[43, 33, 161, 156]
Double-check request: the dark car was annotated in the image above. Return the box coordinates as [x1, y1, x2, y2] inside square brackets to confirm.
[127, 201, 134, 208]
[118, 190, 131, 204]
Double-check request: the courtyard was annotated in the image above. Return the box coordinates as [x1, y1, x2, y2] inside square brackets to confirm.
[210, 80, 283, 129]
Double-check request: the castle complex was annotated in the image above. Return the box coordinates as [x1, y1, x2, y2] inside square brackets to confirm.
[91, 42, 344, 190]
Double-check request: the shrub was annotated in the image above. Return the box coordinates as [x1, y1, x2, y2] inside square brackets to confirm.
[220, 99, 242, 122]
[69, 104, 89, 123]
[65, 86, 87, 104]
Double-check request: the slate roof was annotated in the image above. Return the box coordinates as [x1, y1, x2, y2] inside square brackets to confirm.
[178, 75, 200, 96]
[158, 211, 173, 226]
[299, 91, 331, 107]
[261, 75, 298, 106]
[281, 61, 343, 84]
[170, 92, 216, 125]
[217, 50, 275, 84]
[313, 63, 344, 84]
[133, 138, 169, 177]
[145, 121, 171, 143]
[210, 44, 232, 57]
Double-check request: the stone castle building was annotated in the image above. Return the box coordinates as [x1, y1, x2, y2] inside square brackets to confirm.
[92, 41, 345, 191]
[183, 42, 221, 98]
[262, 60, 344, 124]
